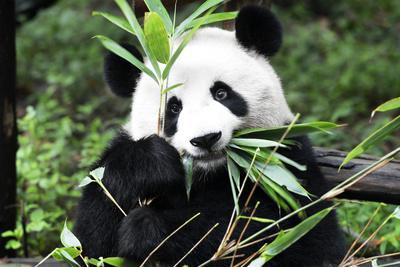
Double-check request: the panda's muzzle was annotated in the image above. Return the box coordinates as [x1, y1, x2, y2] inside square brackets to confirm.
[190, 131, 222, 151]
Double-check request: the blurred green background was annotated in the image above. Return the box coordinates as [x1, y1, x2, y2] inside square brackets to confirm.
[5, 0, 400, 259]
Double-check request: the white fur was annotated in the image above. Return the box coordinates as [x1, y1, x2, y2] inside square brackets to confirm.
[125, 27, 293, 167]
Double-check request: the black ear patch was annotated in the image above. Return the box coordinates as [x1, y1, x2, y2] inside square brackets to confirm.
[104, 44, 143, 98]
[235, 5, 282, 57]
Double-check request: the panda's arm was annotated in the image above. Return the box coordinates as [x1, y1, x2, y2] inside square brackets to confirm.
[116, 200, 225, 266]
[73, 131, 187, 258]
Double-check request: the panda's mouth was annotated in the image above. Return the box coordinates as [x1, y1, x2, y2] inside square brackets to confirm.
[191, 150, 226, 162]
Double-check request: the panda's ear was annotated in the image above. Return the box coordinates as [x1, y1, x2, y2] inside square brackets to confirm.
[103, 44, 143, 98]
[235, 5, 282, 57]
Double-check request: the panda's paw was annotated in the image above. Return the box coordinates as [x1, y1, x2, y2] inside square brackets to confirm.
[117, 207, 167, 260]
[135, 135, 187, 201]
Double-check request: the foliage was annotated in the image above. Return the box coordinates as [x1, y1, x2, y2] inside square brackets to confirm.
[273, 2, 400, 151]
[226, 120, 339, 214]
[338, 202, 400, 255]
[2, 89, 115, 255]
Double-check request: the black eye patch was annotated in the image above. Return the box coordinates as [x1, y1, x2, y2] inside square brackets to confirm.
[164, 96, 182, 137]
[210, 81, 248, 117]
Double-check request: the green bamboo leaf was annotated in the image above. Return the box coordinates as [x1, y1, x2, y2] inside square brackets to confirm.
[230, 148, 308, 199]
[54, 248, 81, 266]
[115, 0, 161, 78]
[256, 163, 309, 198]
[231, 138, 286, 148]
[92, 11, 134, 34]
[162, 83, 183, 94]
[174, 0, 225, 36]
[78, 176, 94, 187]
[238, 216, 275, 224]
[234, 122, 339, 139]
[274, 153, 307, 171]
[231, 142, 305, 171]
[185, 12, 238, 30]
[259, 173, 301, 213]
[228, 145, 282, 165]
[90, 167, 105, 181]
[94, 35, 157, 82]
[252, 207, 333, 264]
[251, 169, 291, 212]
[143, 0, 173, 34]
[226, 149, 251, 169]
[227, 149, 301, 212]
[60, 221, 81, 248]
[227, 156, 241, 191]
[53, 247, 81, 265]
[162, 6, 217, 80]
[144, 12, 170, 64]
[227, 157, 240, 214]
[392, 206, 400, 219]
[371, 97, 400, 118]
[103, 257, 126, 266]
[341, 115, 400, 168]
[87, 258, 100, 265]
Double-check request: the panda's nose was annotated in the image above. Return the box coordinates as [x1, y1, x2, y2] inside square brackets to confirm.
[190, 132, 222, 150]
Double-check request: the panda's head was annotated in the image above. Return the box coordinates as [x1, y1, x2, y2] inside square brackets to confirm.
[104, 6, 293, 170]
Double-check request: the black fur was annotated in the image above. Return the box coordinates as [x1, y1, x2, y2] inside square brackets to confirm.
[104, 44, 143, 97]
[210, 81, 248, 117]
[235, 5, 283, 57]
[74, 132, 345, 266]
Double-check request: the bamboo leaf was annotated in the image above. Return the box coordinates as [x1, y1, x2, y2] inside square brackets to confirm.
[226, 149, 251, 169]
[234, 122, 339, 139]
[274, 153, 307, 171]
[227, 149, 303, 213]
[252, 207, 333, 264]
[161, 83, 183, 94]
[259, 173, 301, 213]
[54, 248, 81, 266]
[228, 145, 282, 165]
[78, 176, 94, 187]
[341, 115, 400, 168]
[371, 97, 400, 118]
[143, 0, 173, 34]
[94, 35, 157, 82]
[90, 167, 105, 181]
[256, 163, 309, 198]
[115, 0, 161, 78]
[231, 138, 286, 148]
[185, 12, 238, 30]
[60, 221, 81, 248]
[52, 247, 81, 262]
[252, 170, 291, 212]
[227, 156, 241, 191]
[103, 257, 126, 267]
[144, 12, 170, 64]
[227, 156, 240, 214]
[392, 206, 400, 219]
[174, 0, 224, 36]
[92, 11, 134, 34]
[238, 216, 275, 224]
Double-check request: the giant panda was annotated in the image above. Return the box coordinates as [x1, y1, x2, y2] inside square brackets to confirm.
[74, 5, 346, 267]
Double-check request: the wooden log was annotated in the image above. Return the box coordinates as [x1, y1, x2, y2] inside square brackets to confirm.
[314, 147, 400, 204]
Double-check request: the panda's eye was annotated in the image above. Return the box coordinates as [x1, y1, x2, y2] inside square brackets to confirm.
[214, 88, 228, 101]
[169, 103, 181, 114]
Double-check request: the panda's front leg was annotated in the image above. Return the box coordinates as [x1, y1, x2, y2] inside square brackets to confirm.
[117, 206, 171, 264]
